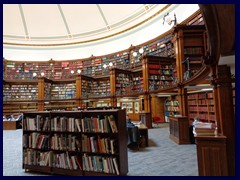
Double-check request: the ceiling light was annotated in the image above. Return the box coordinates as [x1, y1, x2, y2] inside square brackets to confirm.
[40, 72, 45, 77]
[77, 69, 81, 74]
[33, 72, 37, 77]
[71, 70, 74, 74]
[109, 62, 113, 67]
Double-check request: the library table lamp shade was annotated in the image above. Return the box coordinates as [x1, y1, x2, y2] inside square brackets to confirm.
[139, 48, 144, 54]
[133, 52, 137, 57]
[33, 72, 37, 77]
[109, 62, 113, 67]
[71, 70, 74, 74]
[77, 69, 81, 74]
[103, 64, 107, 69]
[40, 72, 45, 77]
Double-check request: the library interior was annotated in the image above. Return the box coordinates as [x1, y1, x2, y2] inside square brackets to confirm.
[3, 4, 235, 176]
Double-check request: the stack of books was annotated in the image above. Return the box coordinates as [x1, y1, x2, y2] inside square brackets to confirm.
[193, 122, 216, 136]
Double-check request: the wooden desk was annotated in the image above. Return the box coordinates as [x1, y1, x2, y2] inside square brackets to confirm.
[138, 123, 149, 147]
[169, 116, 190, 144]
[3, 121, 16, 130]
[133, 122, 148, 147]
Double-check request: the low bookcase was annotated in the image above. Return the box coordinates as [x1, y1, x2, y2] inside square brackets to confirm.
[22, 109, 128, 176]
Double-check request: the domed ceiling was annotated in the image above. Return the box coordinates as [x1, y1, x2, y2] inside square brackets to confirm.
[3, 4, 200, 60]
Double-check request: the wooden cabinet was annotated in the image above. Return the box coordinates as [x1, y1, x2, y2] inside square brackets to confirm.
[195, 136, 228, 176]
[3, 121, 16, 130]
[169, 116, 190, 144]
[22, 109, 128, 176]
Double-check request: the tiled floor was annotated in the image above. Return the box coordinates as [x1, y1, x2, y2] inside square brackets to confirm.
[3, 123, 198, 176]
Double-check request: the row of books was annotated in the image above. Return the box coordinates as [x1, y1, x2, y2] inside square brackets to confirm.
[82, 115, 118, 133]
[23, 149, 52, 166]
[149, 69, 173, 75]
[82, 154, 119, 175]
[188, 92, 213, 100]
[24, 116, 50, 131]
[82, 135, 117, 154]
[23, 133, 50, 149]
[51, 134, 81, 151]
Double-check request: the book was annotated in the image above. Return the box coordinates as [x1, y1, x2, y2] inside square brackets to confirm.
[108, 115, 118, 133]
[194, 122, 215, 129]
[193, 127, 216, 136]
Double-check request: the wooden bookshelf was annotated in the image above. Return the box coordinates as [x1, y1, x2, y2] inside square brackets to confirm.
[22, 109, 128, 176]
[172, 25, 207, 82]
[165, 98, 180, 118]
[3, 80, 38, 101]
[142, 55, 176, 92]
[188, 91, 216, 123]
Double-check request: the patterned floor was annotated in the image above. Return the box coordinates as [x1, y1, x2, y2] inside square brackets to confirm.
[3, 123, 198, 176]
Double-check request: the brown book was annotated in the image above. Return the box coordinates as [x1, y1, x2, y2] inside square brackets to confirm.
[108, 115, 118, 133]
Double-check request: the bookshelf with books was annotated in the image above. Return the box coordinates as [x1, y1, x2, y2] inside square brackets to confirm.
[50, 80, 76, 100]
[22, 109, 128, 176]
[3, 80, 39, 115]
[3, 80, 38, 101]
[4, 61, 24, 80]
[142, 55, 177, 92]
[90, 77, 111, 98]
[130, 71, 143, 94]
[172, 25, 207, 82]
[164, 98, 180, 122]
[112, 68, 131, 96]
[79, 75, 94, 99]
[187, 91, 216, 123]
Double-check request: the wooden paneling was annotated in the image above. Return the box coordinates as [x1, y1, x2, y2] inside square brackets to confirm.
[195, 136, 228, 176]
[169, 116, 190, 144]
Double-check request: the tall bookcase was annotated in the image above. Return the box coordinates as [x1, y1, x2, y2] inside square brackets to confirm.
[142, 55, 176, 92]
[23, 109, 128, 176]
[172, 25, 207, 82]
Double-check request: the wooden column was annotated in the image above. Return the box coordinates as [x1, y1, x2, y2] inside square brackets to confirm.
[110, 97, 117, 107]
[214, 65, 235, 175]
[109, 68, 117, 107]
[142, 57, 149, 93]
[143, 94, 151, 112]
[37, 77, 44, 111]
[177, 86, 188, 116]
[110, 68, 116, 96]
[172, 27, 184, 83]
[75, 75, 81, 107]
